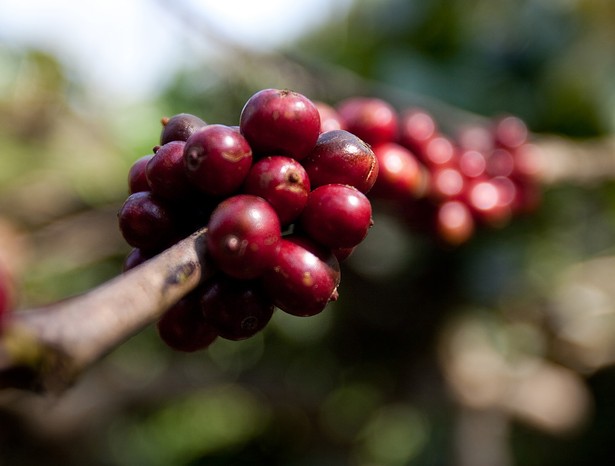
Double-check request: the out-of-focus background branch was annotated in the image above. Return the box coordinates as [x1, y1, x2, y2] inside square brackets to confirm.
[3, 0, 615, 465]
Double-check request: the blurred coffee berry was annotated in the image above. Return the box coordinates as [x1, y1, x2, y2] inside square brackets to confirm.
[240, 88, 321, 160]
[300, 184, 373, 249]
[160, 113, 207, 145]
[123, 248, 153, 272]
[371, 142, 425, 199]
[337, 97, 398, 146]
[494, 115, 528, 149]
[118, 191, 178, 252]
[262, 236, 340, 317]
[184, 124, 253, 197]
[243, 156, 310, 225]
[302, 129, 378, 194]
[314, 101, 346, 133]
[200, 276, 274, 340]
[206, 194, 281, 280]
[399, 107, 437, 154]
[157, 293, 218, 352]
[128, 154, 153, 194]
[146, 141, 194, 200]
[436, 200, 474, 246]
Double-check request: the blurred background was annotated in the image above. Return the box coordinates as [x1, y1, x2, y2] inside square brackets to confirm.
[2, 0, 615, 464]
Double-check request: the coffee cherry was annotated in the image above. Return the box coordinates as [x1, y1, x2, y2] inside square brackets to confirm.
[160, 113, 207, 145]
[314, 101, 346, 133]
[128, 154, 153, 194]
[243, 156, 310, 225]
[421, 135, 457, 168]
[240, 88, 321, 160]
[336, 97, 399, 145]
[399, 107, 437, 154]
[184, 124, 253, 197]
[301, 130, 378, 194]
[146, 141, 194, 200]
[157, 293, 218, 352]
[436, 200, 474, 246]
[117, 191, 178, 252]
[123, 248, 153, 272]
[262, 236, 340, 317]
[457, 149, 487, 179]
[300, 184, 373, 249]
[206, 194, 281, 280]
[429, 166, 465, 201]
[494, 115, 528, 149]
[200, 276, 274, 340]
[465, 178, 512, 226]
[370, 142, 425, 199]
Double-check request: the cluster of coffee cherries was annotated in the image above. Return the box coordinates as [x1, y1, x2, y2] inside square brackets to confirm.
[118, 89, 377, 352]
[315, 97, 542, 245]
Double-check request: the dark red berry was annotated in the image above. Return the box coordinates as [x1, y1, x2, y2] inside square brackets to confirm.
[206, 194, 281, 280]
[436, 200, 474, 246]
[486, 148, 515, 177]
[429, 166, 465, 200]
[123, 248, 153, 272]
[262, 236, 340, 317]
[157, 293, 218, 352]
[183, 124, 253, 197]
[243, 156, 310, 225]
[370, 142, 425, 199]
[300, 184, 373, 249]
[239, 88, 321, 160]
[314, 101, 345, 133]
[336, 97, 399, 146]
[421, 135, 457, 167]
[146, 141, 194, 200]
[301, 130, 378, 194]
[128, 154, 153, 194]
[457, 149, 487, 179]
[399, 107, 437, 154]
[117, 191, 178, 252]
[494, 115, 528, 149]
[200, 276, 274, 341]
[160, 113, 207, 145]
[465, 178, 512, 226]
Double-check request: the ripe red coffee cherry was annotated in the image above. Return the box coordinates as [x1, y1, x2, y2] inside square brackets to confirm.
[146, 141, 194, 200]
[206, 194, 281, 280]
[336, 97, 399, 146]
[494, 115, 528, 149]
[200, 276, 274, 341]
[314, 101, 346, 133]
[399, 107, 437, 154]
[128, 154, 153, 194]
[371, 142, 425, 199]
[160, 113, 207, 145]
[457, 149, 487, 179]
[184, 124, 253, 197]
[465, 178, 512, 226]
[239, 88, 321, 160]
[300, 184, 373, 249]
[157, 293, 218, 352]
[262, 236, 340, 317]
[301, 130, 378, 194]
[436, 200, 474, 246]
[243, 156, 310, 225]
[118, 191, 178, 252]
[123, 248, 153, 272]
[429, 166, 465, 200]
[421, 135, 457, 168]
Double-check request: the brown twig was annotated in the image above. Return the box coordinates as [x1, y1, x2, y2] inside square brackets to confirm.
[0, 227, 210, 394]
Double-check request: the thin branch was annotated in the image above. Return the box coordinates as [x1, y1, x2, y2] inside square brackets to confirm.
[0, 227, 210, 394]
